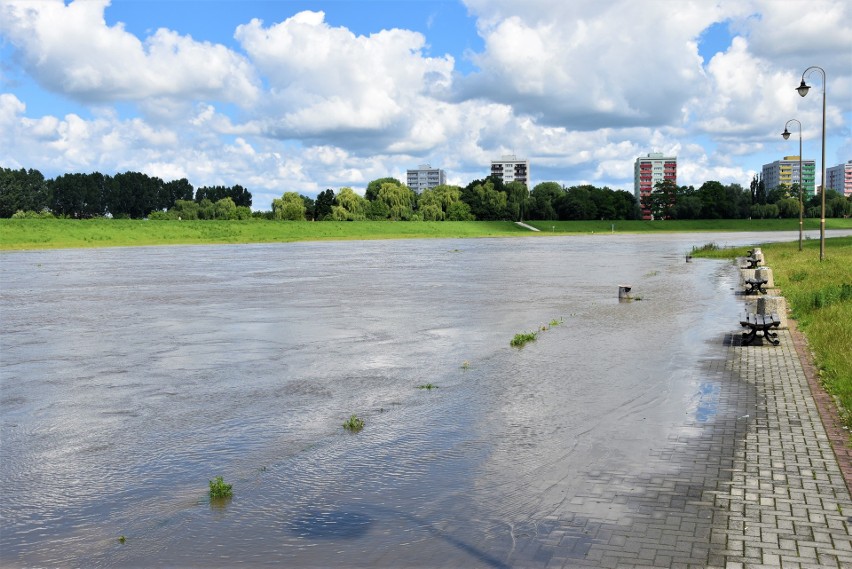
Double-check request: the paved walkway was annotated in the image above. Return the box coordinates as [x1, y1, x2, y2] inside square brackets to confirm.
[497, 327, 852, 568]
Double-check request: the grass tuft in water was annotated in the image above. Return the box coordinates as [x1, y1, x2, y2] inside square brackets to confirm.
[510, 331, 537, 348]
[209, 476, 233, 499]
[417, 383, 439, 390]
[342, 414, 365, 432]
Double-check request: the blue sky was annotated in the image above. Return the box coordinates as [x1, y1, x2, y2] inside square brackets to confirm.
[1, 0, 850, 210]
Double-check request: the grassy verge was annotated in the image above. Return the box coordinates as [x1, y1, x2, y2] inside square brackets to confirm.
[694, 236, 852, 430]
[0, 219, 531, 250]
[3, 218, 851, 250]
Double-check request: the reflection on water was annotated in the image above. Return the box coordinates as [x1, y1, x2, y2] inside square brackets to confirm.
[0, 231, 828, 566]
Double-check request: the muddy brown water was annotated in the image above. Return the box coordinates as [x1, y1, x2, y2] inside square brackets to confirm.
[0, 231, 838, 567]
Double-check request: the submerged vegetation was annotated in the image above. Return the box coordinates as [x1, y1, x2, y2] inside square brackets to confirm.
[510, 331, 538, 348]
[693, 236, 852, 429]
[208, 476, 233, 499]
[342, 414, 365, 432]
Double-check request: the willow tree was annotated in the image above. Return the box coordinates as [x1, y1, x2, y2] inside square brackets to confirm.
[376, 182, 416, 220]
[331, 187, 368, 220]
[272, 192, 307, 220]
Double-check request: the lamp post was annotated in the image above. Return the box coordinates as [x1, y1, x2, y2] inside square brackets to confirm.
[782, 119, 803, 251]
[796, 66, 826, 261]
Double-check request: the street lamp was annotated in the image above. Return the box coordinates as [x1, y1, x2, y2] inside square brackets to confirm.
[796, 66, 826, 261]
[782, 119, 803, 251]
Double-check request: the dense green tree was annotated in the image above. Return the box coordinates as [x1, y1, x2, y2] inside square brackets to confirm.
[301, 195, 316, 221]
[331, 187, 368, 220]
[750, 203, 779, 219]
[766, 184, 791, 204]
[777, 197, 800, 218]
[162, 178, 194, 209]
[611, 189, 640, 220]
[49, 172, 107, 218]
[314, 189, 335, 220]
[417, 184, 466, 221]
[376, 182, 416, 220]
[108, 171, 163, 218]
[673, 186, 702, 219]
[272, 192, 307, 220]
[195, 184, 252, 208]
[461, 177, 508, 220]
[559, 185, 598, 220]
[504, 181, 529, 221]
[0, 167, 49, 217]
[529, 182, 563, 220]
[365, 177, 404, 202]
[169, 199, 200, 219]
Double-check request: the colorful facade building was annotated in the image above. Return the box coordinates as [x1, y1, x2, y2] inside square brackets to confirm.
[826, 160, 852, 197]
[761, 156, 816, 197]
[633, 152, 677, 220]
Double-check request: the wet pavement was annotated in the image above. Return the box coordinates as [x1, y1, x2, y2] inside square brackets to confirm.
[486, 327, 852, 568]
[2, 232, 851, 568]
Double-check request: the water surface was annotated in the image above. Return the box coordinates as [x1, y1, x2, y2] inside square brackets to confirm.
[0, 231, 833, 567]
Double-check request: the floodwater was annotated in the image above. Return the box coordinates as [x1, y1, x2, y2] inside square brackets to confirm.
[0, 231, 840, 567]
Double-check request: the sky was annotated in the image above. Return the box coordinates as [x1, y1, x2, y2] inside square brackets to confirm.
[1, 0, 850, 211]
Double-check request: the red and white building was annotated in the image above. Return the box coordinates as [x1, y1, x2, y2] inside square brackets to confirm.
[634, 153, 677, 220]
[826, 160, 852, 197]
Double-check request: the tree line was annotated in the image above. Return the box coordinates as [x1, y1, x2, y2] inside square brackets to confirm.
[642, 177, 850, 220]
[2, 166, 849, 222]
[0, 168, 251, 219]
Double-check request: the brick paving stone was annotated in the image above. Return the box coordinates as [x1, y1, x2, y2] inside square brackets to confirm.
[496, 319, 852, 568]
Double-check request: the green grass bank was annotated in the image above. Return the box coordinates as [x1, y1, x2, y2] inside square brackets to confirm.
[694, 236, 852, 431]
[3, 218, 851, 250]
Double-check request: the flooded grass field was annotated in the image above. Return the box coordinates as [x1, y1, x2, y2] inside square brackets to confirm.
[0, 232, 824, 567]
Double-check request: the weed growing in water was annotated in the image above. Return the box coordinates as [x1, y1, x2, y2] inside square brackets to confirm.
[209, 476, 233, 499]
[343, 414, 365, 432]
[417, 383, 439, 390]
[461, 361, 470, 370]
[510, 331, 537, 347]
[692, 242, 719, 252]
[118, 536, 126, 544]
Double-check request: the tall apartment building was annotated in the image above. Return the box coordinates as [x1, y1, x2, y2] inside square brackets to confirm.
[826, 160, 852, 197]
[490, 155, 529, 186]
[406, 164, 446, 193]
[761, 156, 816, 197]
[634, 152, 677, 220]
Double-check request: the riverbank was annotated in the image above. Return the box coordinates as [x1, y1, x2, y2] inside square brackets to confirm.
[693, 236, 852, 433]
[2, 218, 851, 250]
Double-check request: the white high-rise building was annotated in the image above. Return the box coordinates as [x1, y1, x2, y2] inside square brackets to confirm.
[406, 164, 446, 193]
[490, 155, 529, 186]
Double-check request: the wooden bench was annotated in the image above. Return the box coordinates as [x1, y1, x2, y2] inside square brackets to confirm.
[739, 311, 780, 345]
[744, 277, 768, 295]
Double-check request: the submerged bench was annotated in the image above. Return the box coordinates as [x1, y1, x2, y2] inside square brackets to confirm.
[744, 277, 768, 295]
[740, 311, 781, 345]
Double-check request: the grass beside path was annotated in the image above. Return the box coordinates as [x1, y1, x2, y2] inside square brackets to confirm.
[694, 236, 852, 431]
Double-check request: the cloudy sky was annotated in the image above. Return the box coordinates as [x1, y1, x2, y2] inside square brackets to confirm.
[1, 0, 850, 211]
